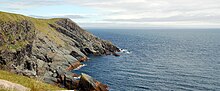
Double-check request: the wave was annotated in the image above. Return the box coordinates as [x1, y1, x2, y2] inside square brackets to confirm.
[119, 49, 132, 54]
[73, 76, 81, 80]
[74, 64, 87, 70]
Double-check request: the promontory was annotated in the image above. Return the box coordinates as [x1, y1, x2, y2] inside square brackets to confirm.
[0, 11, 120, 91]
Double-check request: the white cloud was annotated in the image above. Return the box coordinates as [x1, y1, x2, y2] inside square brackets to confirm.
[30, 14, 86, 19]
[0, 0, 64, 10]
[1, 0, 220, 28]
[66, 0, 220, 27]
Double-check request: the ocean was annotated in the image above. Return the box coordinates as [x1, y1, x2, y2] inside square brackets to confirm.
[74, 29, 220, 91]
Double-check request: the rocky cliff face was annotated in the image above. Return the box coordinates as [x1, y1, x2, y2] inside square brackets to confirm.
[0, 11, 119, 90]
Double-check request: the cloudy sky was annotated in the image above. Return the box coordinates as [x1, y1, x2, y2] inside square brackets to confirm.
[1, 0, 220, 28]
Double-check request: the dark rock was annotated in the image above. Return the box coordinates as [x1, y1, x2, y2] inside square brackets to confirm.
[105, 50, 111, 55]
[79, 73, 97, 91]
[70, 50, 83, 59]
[95, 81, 109, 91]
[0, 12, 120, 90]
[55, 73, 79, 89]
[79, 73, 109, 91]
[66, 61, 81, 71]
[72, 73, 80, 77]
[44, 76, 57, 85]
[78, 56, 88, 62]
[112, 52, 120, 57]
[0, 56, 6, 65]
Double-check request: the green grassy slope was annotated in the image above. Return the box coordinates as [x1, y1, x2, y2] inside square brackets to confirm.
[0, 11, 66, 52]
[0, 70, 65, 91]
[0, 11, 68, 90]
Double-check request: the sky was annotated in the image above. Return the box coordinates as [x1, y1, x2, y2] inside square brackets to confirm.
[0, 0, 220, 28]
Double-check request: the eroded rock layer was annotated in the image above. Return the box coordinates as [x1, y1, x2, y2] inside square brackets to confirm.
[0, 11, 119, 90]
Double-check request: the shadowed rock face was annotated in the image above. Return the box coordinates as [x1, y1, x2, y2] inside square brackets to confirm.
[79, 73, 97, 91]
[79, 73, 109, 91]
[78, 73, 108, 91]
[0, 11, 119, 90]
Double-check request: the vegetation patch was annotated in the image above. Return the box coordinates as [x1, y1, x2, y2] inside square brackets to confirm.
[0, 70, 65, 91]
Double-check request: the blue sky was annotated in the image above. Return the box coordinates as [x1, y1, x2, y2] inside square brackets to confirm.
[1, 0, 220, 28]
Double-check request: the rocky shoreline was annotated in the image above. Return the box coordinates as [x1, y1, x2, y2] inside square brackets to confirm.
[0, 11, 120, 90]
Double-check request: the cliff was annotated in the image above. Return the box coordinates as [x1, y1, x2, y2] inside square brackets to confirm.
[0, 11, 119, 90]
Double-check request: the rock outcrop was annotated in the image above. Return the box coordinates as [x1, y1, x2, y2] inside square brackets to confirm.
[0, 79, 30, 91]
[0, 11, 119, 90]
[79, 73, 108, 91]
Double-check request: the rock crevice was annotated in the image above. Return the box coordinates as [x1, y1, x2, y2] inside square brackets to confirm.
[0, 11, 119, 90]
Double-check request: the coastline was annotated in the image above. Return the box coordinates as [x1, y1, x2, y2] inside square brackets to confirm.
[0, 11, 120, 90]
[60, 53, 119, 90]
[72, 51, 121, 86]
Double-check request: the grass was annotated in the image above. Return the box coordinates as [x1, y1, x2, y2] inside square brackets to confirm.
[0, 11, 68, 90]
[7, 41, 28, 51]
[0, 11, 66, 49]
[0, 11, 31, 22]
[0, 70, 66, 91]
[0, 87, 15, 91]
[32, 19, 66, 46]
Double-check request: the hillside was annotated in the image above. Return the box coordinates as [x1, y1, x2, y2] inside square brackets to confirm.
[0, 11, 119, 90]
[0, 70, 65, 91]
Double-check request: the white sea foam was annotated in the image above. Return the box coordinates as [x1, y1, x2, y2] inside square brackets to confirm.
[119, 49, 132, 54]
[74, 64, 87, 70]
[73, 76, 81, 80]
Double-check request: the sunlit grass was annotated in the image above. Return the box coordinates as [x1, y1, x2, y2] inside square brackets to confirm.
[0, 11, 66, 49]
[0, 70, 65, 91]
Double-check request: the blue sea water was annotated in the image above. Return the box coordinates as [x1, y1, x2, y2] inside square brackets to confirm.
[76, 29, 220, 91]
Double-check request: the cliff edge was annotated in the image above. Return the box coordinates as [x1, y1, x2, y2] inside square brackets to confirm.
[0, 11, 119, 90]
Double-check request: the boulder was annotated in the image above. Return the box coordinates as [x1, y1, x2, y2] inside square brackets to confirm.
[78, 73, 109, 91]
[79, 73, 96, 91]
[0, 80, 30, 91]
[55, 73, 79, 89]
[36, 59, 45, 68]
[22, 70, 37, 77]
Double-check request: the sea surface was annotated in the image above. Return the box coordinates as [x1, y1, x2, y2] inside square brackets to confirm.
[75, 29, 220, 91]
